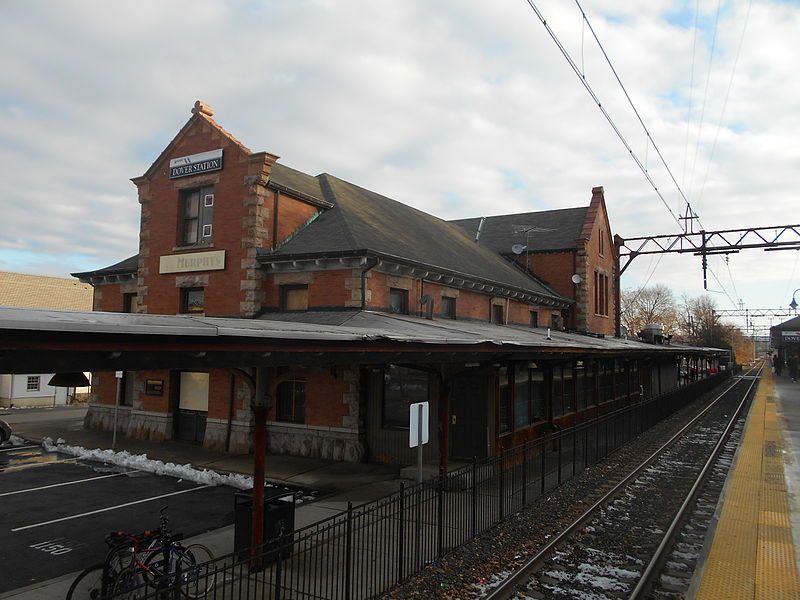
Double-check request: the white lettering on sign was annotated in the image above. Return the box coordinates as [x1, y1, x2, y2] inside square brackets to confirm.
[159, 250, 226, 274]
[30, 537, 86, 556]
[169, 149, 224, 179]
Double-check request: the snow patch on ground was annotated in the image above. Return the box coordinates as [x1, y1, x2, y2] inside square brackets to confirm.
[42, 437, 254, 490]
[470, 570, 513, 595]
[0, 434, 29, 448]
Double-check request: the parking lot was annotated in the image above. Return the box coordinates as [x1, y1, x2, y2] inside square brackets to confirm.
[0, 443, 239, 593]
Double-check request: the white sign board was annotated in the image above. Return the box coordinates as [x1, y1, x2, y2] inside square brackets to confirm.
[159, 250, 226, 274]
[409, 401, 429, 448]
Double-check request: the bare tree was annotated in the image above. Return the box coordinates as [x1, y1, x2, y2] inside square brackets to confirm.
[621, 284, 679, 337]
[679, 294, 753, 362]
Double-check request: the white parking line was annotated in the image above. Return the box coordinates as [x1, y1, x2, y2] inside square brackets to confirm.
[0, 458, 80, 473]
[0, 445, 39, 453]
[0, 471, 140, 498]
[11, 485, 212, 532]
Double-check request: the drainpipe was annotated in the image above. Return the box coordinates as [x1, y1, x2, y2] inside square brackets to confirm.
[360, 257, 379, 310]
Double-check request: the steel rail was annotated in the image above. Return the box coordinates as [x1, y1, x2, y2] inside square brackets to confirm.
[629, 363, 763, 599]
[484, 365, 760, 600]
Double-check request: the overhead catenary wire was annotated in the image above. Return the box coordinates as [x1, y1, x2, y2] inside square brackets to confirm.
[572, 0, 698, 231]
[696, 0, 753, 206]
[687, 0, 723, 206]
[682, 0, 700, 190]
[523, 1, 742, 313]
[521, 0, 682, 230]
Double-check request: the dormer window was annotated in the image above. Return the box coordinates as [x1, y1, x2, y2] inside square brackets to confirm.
[180, 185, 214, 246]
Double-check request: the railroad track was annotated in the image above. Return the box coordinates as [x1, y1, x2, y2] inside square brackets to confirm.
[483, 364, 762, 600]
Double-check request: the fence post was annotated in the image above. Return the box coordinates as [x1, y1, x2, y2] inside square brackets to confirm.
[540, 439, 546, 495]
[572, 429, 576, 476]
[345, 501, 353, 600]
[499, 448, 505, 522]
[522, 442, 528, 507]
[557, 436, 562, 486]
[471, 457, 477, 538]
[437, 476, 444, 557]
[398, 483, 405, 583]
[274, 532, 283, 600]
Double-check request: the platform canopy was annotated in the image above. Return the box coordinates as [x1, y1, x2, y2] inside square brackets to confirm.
[0, 307, 726, 374]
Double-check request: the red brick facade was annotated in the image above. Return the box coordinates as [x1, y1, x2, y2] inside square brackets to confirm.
[82, 102, 619, 462]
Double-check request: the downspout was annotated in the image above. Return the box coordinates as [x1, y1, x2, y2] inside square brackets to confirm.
[360, 257, 379, 310]
[271, 191, 279, 250]
[225, 373, 235, 452]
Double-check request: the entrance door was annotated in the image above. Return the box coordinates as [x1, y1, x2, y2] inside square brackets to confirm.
[174, 372, 208, 443]
[449, 372, 488, 459]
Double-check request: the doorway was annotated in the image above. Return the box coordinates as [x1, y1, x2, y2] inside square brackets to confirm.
[173, 371, 208, 444]
[449, 372, 488, 459]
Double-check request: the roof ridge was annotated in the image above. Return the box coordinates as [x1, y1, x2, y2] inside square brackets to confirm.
[317, 174, 360, 250]
[449, 206, 587, 222]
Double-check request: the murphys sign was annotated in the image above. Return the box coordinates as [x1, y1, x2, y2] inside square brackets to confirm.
[169, 149, 223, 179]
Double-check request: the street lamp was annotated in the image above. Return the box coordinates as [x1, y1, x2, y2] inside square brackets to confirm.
[790, 288, 800, 313]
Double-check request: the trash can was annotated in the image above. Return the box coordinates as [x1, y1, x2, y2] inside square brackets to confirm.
[233, 490, 295, 566]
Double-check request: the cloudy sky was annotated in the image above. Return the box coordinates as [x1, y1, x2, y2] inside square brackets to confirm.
[1, 0, 798, 334]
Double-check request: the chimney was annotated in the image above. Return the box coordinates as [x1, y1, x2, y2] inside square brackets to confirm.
[191, 100, 215, 117]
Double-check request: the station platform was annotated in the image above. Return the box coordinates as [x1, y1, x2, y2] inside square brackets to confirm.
[693, 368, 800, 599]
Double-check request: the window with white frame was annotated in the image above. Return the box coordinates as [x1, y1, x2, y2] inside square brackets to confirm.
[26, 376, 40, 391]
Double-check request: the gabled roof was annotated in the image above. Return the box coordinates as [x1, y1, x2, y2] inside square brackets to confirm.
[264, 173, 568, 302]
[0, 271, 93, 311]
[72, 255, 138, 281]
[268, 163, 328, 206]
[449, 207, 589, 254]
[137, 103, 251, 182]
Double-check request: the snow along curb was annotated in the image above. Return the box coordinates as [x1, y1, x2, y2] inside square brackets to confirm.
[42, 437, 254, 490]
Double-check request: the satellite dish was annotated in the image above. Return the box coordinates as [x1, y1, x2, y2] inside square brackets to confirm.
[571, 274, 583, 284]
[511, 243, 526, 255]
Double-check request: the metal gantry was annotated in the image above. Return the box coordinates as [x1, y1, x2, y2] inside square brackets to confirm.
[613, 224, 800, 336]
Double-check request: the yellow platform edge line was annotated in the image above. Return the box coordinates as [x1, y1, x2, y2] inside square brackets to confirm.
[696, 369, 800, 600]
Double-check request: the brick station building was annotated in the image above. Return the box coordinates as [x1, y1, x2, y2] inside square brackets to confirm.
[74, 100, 621, 464]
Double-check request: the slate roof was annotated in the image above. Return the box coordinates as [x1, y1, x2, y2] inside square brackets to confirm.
[269, 163, 328, 206]
[449, 207, 588, 253]
[264, 173, 568, 301]
[771, 315, 800, 331]
[0, 307, 726, 355]
[0, 271, 93, 311]
[72, 255, 139, 280]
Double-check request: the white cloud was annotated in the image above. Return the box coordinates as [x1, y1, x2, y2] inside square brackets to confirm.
[1, 0, 797, 334]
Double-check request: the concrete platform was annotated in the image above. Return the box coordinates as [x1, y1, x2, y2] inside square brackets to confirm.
[693, 368, 800, 599]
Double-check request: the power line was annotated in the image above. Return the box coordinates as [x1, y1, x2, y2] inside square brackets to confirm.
[682, 0, 700, 190]
[687, 0, 723, 205]
[573, 0, 697, 230]
[696, 0, 753, 206]
[521, 0, 683, 229]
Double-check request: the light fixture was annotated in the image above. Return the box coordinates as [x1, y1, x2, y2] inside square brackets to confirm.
[791, 288, 800, 313]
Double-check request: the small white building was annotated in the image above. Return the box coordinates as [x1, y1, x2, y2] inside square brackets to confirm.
[0, 271, 93, 407]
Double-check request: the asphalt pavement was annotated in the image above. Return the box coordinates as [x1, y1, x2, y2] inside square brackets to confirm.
[0, 443, 237, 593]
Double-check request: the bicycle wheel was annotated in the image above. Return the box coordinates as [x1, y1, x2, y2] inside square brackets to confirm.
[176, 544, 215, 599]
[66, 564, 105, 600]
[109, 566, 147, 600]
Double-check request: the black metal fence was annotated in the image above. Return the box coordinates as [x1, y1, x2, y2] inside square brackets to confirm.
[102, 371, 729, 600]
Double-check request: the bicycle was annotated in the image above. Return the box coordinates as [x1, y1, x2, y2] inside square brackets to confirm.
[109, 508, 215, 599]
[65, 529, 161, 600]
[66, 507, 214, 599]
